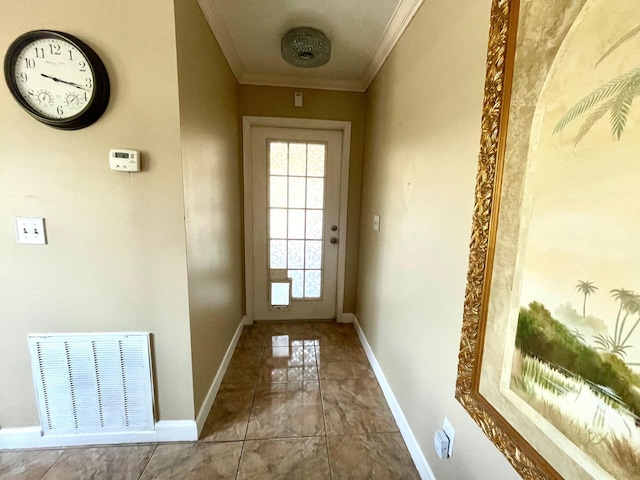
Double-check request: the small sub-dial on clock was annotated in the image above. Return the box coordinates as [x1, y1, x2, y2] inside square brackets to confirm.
[65, 92, 83, 109]
[36, 90, 54, 106]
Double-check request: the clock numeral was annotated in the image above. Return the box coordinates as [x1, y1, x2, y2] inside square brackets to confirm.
[57, 106, 64, 116]
[34, 47, 45, 58]
[27, 89, 35, 97]
[49, 44, 61, 55]
[83, 91, 88, 101]
[85, 78, 93, 88]
[78, 61, 87, 72]
[24, 58, 36, 69]
[19, 72, 28, 82]
[68, 50, 74, 61]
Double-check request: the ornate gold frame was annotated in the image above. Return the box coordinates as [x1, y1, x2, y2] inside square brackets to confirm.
[454, 0, 560, 477]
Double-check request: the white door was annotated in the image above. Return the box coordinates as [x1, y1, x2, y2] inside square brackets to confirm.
[245, 120, 348, 321]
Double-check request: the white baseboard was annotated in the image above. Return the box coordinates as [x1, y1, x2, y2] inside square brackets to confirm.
[352, 315, 435, 480]
[0, 420, 197, 450]
[195, 315, 247, 435]
[339, 312, 355, 324]
[0, 316, 249, 450]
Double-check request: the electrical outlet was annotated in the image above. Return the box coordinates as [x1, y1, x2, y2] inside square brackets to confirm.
[443, 417, 455, 457]
[15, 217, 47, 245]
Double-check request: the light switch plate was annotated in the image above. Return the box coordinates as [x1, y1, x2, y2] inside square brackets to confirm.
[373, 214, 380, 231]
[15, 217, 47, 244]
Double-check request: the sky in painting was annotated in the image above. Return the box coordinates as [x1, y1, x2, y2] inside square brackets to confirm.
[518, 0, 640, 364]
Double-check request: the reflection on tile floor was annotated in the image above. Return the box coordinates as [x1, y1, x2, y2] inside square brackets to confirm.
[0, 322, 420, 479]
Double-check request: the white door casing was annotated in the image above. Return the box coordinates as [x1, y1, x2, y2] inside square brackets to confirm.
[243, 117, 351, 322]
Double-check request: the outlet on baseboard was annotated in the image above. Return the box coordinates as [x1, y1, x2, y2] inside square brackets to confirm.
[443, 417, 455, 457]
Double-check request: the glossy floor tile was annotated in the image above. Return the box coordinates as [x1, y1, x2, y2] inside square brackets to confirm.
[259, 344, 318, 382]
[322, 377, 398, 435]
[0, 449, 62, 480]
[312, 322, 361, 346]
[42, 445, 156, 480]
[221, 347, 263, 385]
[199, 383, 255, 442]
[139, 442, 242, 480]
[0, 322, 419, 479]
[246, 381, 325, 439]
[237, 437, 330, 479]
[328, 433, 421, 479]
[316, 343, 375, 380]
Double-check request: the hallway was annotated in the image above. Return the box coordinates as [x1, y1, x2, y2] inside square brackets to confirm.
[0, 322, 420, 479]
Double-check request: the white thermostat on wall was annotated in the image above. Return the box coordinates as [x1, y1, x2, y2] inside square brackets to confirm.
[109, 149, 140, 172]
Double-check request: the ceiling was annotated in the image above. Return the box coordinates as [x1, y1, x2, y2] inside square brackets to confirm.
[197, 0, 423, 92]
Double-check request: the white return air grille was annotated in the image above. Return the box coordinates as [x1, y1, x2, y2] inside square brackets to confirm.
[28, 333, 155, 436]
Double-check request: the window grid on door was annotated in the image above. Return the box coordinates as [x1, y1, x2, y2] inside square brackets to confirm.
[268, 141, 326, 301]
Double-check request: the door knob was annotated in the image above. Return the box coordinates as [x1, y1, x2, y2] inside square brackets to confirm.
[331, 225, 338, 232]
[330, 237, 338, 244]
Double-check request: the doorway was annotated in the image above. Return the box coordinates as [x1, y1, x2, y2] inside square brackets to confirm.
[243, 117, 351, 322]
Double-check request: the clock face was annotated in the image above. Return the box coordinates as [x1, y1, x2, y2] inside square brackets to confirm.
[4, 31, 110, 130]
[13, 37, 95, 120]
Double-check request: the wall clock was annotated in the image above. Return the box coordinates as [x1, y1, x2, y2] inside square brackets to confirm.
[4, 30, 110, 130]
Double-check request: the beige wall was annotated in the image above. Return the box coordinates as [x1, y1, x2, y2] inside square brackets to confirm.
[0, 0, 194, 426]
[238, 86, 365, 313]
[174, 0, 244, 414]
[358, 1, 520, 478]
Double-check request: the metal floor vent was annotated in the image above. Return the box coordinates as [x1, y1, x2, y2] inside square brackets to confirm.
[28, 333, 155, 436]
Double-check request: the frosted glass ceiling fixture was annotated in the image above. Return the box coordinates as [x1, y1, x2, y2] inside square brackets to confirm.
[281, 27, 331, 68]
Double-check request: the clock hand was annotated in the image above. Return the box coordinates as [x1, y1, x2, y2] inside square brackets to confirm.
[41, 73, 89, 91]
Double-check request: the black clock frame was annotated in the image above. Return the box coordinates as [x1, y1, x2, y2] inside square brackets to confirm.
[4, 30, 110, 130]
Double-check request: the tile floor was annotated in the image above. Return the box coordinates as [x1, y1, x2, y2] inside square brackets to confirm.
[0, 322, 420, 479]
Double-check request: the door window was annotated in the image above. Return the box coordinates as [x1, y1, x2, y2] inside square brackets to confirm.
[268, 141, 326, 305]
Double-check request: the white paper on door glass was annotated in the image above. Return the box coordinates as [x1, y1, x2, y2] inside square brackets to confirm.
[306, 178, 324, 209]
[270, 142, 288, 175]
[305, 241, 322, 269]
[288, 270, 304, 298]
[270, 239, 287, 269]
[288, 143, 307, 176]
[288, 177, 306, 208]
[287, 240, 305, 269]
[270, 209, 287, 238]
[307, 144, 325, 177]
[305, 210, 323, 239]
[305, 270, 321, 298]
[288, 209, 305, 239]
[270, 176, 288, 208]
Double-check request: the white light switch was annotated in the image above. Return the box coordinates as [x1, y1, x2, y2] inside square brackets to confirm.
[294, 91, 303, 107]
[373, 214, 380, 231]
[15, 217, 47, 244]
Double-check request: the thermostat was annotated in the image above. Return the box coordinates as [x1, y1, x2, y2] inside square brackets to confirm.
[109, 149, 140, 172]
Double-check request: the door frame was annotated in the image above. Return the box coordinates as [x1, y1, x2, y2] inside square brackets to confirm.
[242, 116, 351, 324]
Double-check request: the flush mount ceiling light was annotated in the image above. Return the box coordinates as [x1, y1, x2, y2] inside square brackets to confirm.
[281, 27, 331, 68]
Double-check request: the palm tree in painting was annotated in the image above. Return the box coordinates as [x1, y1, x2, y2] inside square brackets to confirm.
[553, 25, 640, 145]
[576, 280, 598, 318]
[610, 288, 638, 344]
[595, 288, 640, 358]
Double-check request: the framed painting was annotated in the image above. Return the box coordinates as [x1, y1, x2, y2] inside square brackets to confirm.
[456, 0, 640, 478]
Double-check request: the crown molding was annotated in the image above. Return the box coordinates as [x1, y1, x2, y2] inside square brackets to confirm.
[361, 0, 424, 90]
[239, 72, 365, 92]
[197, 0, 245, 79]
